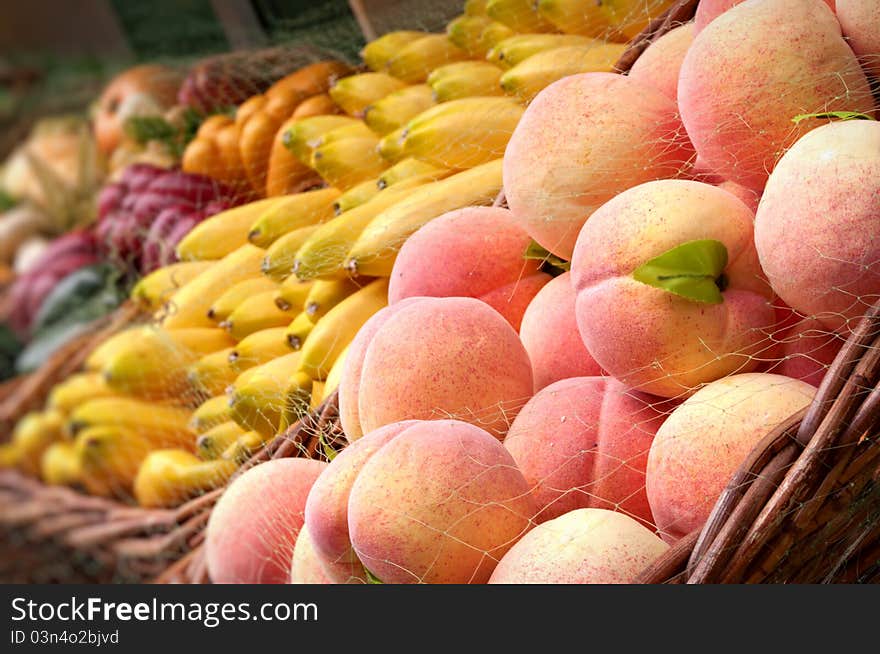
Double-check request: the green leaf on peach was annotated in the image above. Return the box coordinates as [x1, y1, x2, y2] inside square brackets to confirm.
[791, 111, 875, 125]
[632, 239, 729, 304]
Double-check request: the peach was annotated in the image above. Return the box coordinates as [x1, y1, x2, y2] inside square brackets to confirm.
[519, 272, 602, 391]
[836, 0, 880, 80]
[503, 72, 694, 259]
[348, 419, 537, 583]
[357, 297, 534, 438]
[504, 376, 667, 525]
[571, 179, 775, 398]
[754, 120, 880, 334]
[717, 180, 760, 214]
[488, 508, 668, 584]
[679, 0, 874, 191]
[628, 22, 694, 101]
[646, 372, 816, 541]
[289, 525, 366, 584]
[762, 305, 845, 387]
[205, 458, 326, 584]
[388, 207, 551, 329]
[694, 0, 835, 34]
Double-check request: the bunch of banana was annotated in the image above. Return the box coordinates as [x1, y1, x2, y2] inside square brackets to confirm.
[176, 197, 282, 261]
[332, 179, 382, 215]
[131, 261, 213, 311]
[40, 442, 81, 487]
[378, 127, 407, 163]
[68, 397, 195, 450]
[207, 277, 278, 322]
[310, 130, 388, 192]
[486, 0, 558, 33]
[377, 158, 450, 189]
[75, 426, 156, 498]
[221, 289, 293, 341]
[329, 72, 407, 116]
[47, 372, 120, 413]
[134, 450, 237, 508]
[487, 33, 599, 68]
[261, 225, 321, 281]
[228, 352, 306, 436]
[363, 85, 436, 136]
[285, 311, 317, 350]
[536, 0, 613, 38]
[385, 34, 469, 84]
[447, 14, 515, 58]
[229, 327, 291, 371]
[195, 421, 246, 460]
[246, 187, 341, 248]
[189, 394, 233, 434]
[274, 276, 315, 312]
[361, 31, 427, 72]
[282, 115, 360, 165]
[427, 61, 505, 101]
[0, 410, 65, 477]
[187, 347, 238, 396]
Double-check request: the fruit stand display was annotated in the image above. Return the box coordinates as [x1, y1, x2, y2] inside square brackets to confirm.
[1, 0, 879, 585]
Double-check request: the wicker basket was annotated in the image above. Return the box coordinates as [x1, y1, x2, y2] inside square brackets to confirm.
[2, 0, 879, 584]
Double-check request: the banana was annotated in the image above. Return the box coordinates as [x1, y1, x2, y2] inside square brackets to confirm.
[385, 34, 469, 84]
[465, 0, 488, 15]
[47, 372, 120, 413]
[176, 197, 282, 261]
[308, 121, 376, 149]
[40, 442, 81, 486]
[69, 397, 195, 450]
[297, 278, 389, 380]
[487, 33, 598, 68]
[362, 31, 428, 72]
[75, 425, 154, 498]
[189, 395, 232, 434]
[292, 176, 434, 281]
[187, 347, 238, 397]
[284, 312, 316, 351]
[160, 244, 266, 330]
[427, 61, 504, 101]
[446, 15, 515, 58]
[280, 371, 315, 429]
[131, 261, 213, 311]
[261, 225, 320, 282]
[363, 85, 436, 136]
[283, 115, 360, 165]
[134, 449, 237, 508]
[333, 178, 382, 215]
[377, 158, 450, 189]
[486, 0, 558, 33]
[274, 277, 315, 312]
[401, 97, 523, 169]
[228, 352, 304, 436]
[378, 127, 407, 162]
[329, 73, 407, 116]
[310, 136, 389, 191]
[247, 187, 341, 248]
[500, 43, 626, 102]
[303, 278, 364, 321]
[207, 277, 278, 322]
[324, 343, 350, 399]
[600, 0, 676, 41]
[196, 421, 246, 460]
[309, 381, 326, 411]
[220, 431, 269, 464]
[222, 289, 294, 341]
[102, 326, 235, 400]
[536, 0, 611, 37]
[345, 159, 504, 277]
[85, 326, 145, 372]
[7, 410, 66, 477]
[228, 327, 290, 372]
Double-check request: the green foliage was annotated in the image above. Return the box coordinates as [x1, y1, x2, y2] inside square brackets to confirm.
[124, 107, 217, 158]
[791, 111, 875, 124]
[523, 240, 570, 275]
[632, 239, 729, 305]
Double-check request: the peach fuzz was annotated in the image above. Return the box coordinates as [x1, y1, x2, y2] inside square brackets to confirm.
[836, 0, 880, 79]
[348, 419, 537, 584]
[503, 72, 694, 259]
[488, 508, 668, 584]
[357, 297, 534, 438]
[205, 458, 326, 584]
[754, 120, 880, 334]
[504, 376, 667, 525]
[571, 179, 775, 398]
[646, 372, 815, 542]
[694, 0, 834, 34]
[628, 22, 694, 101]
[388, 206, 550, 329]
[679, 0, 874, 191]
[519, 272, 602, 391]
[289, 525, 366, 584]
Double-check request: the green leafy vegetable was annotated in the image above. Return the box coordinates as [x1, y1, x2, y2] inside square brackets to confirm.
[632, 239, 729, 304]
[124, 107, 212, 158]
[0, 189, 17, 213]
[791, 111, 875, 125]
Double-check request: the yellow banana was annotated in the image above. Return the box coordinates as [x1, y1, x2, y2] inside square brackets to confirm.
[85, 326, 145, 372]
[599, 0, 675, 41]
[222, 289, 293, 341]
[309, 381, 326, 411]
[324, 343, 350, 399]
[68, 397, 195, 450]
[131, 261, 213, 311]
[261, 225, 320, 282]
[196, 421, 246, 460]
[536, 0, 611, 37]
[228, 352, 304, 436]
[47, 372, 120, 413]
[160, 243, 266, 330]
[284, 311, 315, 350]
[75, 425, 154, 498]
[220, 431, 269, 464]
[207, 276, 278, 322]
[385, 34, 469, 84]
[297, 278, 389, 380]
[310, 136, 388, 191]
[486, 0, 558, 33]
[378, 127, 407, 163]
[40, 442, 81, 486]
[446, 15, 515, 58]
[189, 394, 232, 434]
[402, 97, 523, 169]
[329, 73, 408, 116]
[333, 178, 382, 215]
[134, 449, 237, 508]
[228, 326, 290, 372]
[362, 30, 428, 72]
[487, 33, 598, 68]
[377, 158, 450, 189]
[280, 371, 314, 429]
[465, 0, 488, 15]
[427, 61, 504, 101]
[187, 348, 238, 397]
[500, 43, 626, 102]
[345, 159, 504, 277]
[7, 410, 66, 477]
[274, 277, 315, 312]
[308, 121, 376, 149]
[247, 187, 341, 248]
[102, 326, 235, 400]
[176, 197, 282, 261]
[283, 115, 360, 165]
[303, 278, 364, 321]
[363, 84, 436, 136]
